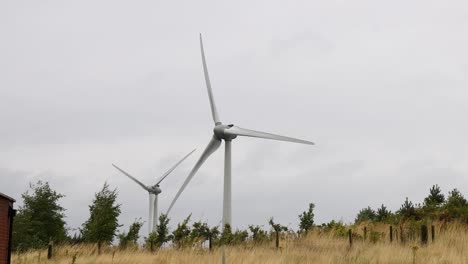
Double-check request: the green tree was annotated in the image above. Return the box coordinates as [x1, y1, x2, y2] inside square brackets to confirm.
[232, 229, 249, 244]
[172, 214, 192, 248]
[12, 181, 67, 250]
[444, 189, 468, 220]
[146, 214, 172, 249]
[81, 182, 121, 247]
[376, 204, 391, 222]
[397, 197, 418, 219]
[424, 185, 445, 208]
[206, 225, 220, 249]
[190, 221, 209, 242]
[248, 225, 269, 243]
[422, 185, 446, 219]
[190, 221, 218, 248]
[355, 206, 376, 223]
[298, 203, 315, 234]
[219, 224, 233, 245]
[219, 224, 248, 245]
[269, 218, 288, 248]
[445, 189, 467, 208]
[268, 218, 288, 233]
[145, 232, 158, 251]
[323, 220, 347, 237]
[126, 219, 143, 244]
[118, 219, 143, 249]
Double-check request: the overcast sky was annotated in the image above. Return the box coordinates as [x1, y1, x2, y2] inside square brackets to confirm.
[1, 0, 468, 236]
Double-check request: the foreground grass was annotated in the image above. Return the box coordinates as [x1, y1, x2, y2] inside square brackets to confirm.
[12, 223, 468, 264]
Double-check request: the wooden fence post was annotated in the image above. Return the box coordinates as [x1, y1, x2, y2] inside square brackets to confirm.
[97, 241, 102, 255]
[364, 227, 367, 241]
[400, 225, 404, 243]
[431, 225, 435, 242]
[348, 229, 353, 248]
[47, 241, 53, 259]
[421, 225, 428, 245]
[275, 231, 280, 249]
[390, 225, 393, 243]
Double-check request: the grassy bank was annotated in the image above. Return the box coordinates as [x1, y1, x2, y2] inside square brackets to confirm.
[12, 222, 468, 264]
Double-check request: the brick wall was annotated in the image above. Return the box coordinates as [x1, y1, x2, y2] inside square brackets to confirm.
[0, 198, 12, 264]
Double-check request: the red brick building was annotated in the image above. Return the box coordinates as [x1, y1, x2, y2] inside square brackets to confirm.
[0, 193, 15, 264]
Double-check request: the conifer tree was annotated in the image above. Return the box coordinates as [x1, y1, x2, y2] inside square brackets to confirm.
[298, 203, 315, 233]
[376, 204, 391, 222]
[424, 185, 445, 207]
[355, 206, 377, 223]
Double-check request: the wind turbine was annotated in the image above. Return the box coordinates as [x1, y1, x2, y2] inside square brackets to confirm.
[166, 35, 314, 230]
[112, 149, 195, 234]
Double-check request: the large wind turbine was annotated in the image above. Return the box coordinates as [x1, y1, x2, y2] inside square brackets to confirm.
[112, 149, 195, 234]
[166, 35, 314, 229]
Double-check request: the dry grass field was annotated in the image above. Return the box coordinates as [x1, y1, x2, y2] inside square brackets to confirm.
[12, 223, 468, 264]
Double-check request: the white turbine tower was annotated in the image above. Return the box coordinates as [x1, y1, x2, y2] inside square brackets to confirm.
[167, 35, 314, 230]
[112, 149, 195, 234]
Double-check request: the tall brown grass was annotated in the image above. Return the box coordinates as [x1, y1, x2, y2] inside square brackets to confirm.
[12, 222, 468, 264]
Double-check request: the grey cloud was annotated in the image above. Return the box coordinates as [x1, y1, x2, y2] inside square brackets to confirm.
[1, 0, 468, 238]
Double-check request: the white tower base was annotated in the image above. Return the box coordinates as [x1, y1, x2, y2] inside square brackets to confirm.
[223, 140, 232, 230]
[153, 194, 159, 231]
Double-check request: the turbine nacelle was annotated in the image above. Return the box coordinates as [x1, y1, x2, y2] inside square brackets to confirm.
[214, 124, 237, 141]
[148, 185, 162, 195]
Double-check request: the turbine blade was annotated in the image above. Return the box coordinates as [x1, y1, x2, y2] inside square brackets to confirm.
[200, 34, 221, 124]
[112, 164, 149, 191]
[224, 126, 314, 145]
[166, 135, 221, 214]
[155, 149, 197, 185]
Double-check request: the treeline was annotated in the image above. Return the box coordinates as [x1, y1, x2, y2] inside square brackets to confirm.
[11, 180, 314, 251]
[11, 181, 468, 252]
[13, 181, 120, 251]
[354, 185, 468, 224]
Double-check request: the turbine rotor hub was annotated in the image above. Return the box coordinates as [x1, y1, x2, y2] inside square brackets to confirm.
[214, 124, 237, 141]
[149, 185, 162, 194]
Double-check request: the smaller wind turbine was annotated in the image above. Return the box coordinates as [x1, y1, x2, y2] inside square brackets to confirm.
[112, 149, 195, 235]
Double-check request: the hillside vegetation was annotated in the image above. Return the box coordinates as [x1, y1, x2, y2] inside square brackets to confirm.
[12, 222, 468, 264]
[10, 182, 468, 263]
